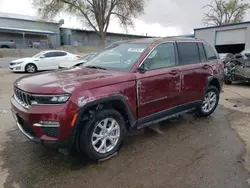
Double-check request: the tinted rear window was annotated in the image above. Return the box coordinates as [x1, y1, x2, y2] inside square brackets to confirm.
[177, 42, 199, 65]
[204, 44, 218, 60]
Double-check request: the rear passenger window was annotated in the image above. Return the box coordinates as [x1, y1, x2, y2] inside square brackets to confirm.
[198, 43, 207, 62]
[204, 44, 218, 60]
[55, 52, 67, 57]
[177, 42, 199, 65]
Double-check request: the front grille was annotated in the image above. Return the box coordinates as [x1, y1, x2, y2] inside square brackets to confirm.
[16, 115, 36, 137]
[14, 88, 32, 108]
[42, 127, 60, 137]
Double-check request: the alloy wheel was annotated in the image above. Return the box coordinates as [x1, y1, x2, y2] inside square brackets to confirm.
[202, 91, 217, 113]
[26, 64, 36, 73]
[91, 118, 121, 154]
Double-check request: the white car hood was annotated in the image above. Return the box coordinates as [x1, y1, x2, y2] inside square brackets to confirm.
[59, 59, 85, 68]
[12, 57, 37, 63]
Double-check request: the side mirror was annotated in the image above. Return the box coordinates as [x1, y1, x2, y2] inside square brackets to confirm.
[137, 66, 147, 73]
[40, 55, 45, 59]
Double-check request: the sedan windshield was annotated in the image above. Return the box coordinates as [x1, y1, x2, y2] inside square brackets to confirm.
[83, 43, 148, 72]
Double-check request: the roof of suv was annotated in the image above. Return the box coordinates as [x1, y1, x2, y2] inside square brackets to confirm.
[115, 37, 204, 45]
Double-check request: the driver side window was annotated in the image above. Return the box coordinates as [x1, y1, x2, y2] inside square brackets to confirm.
[142, 42, 176, 70]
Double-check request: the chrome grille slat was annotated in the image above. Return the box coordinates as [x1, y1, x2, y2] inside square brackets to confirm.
[14, 88, 31, 108]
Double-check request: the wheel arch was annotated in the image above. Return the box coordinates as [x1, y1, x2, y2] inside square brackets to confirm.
[25, 62, 37, 70]
[205, 77, 221, 92]
[72, 94, 136, 150]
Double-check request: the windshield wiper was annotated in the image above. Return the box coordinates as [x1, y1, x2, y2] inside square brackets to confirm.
[85, 65, 107, 70]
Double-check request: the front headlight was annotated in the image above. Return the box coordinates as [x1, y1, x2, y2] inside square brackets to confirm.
[14, 61, 24, 65]
[31, 94, 71, 105]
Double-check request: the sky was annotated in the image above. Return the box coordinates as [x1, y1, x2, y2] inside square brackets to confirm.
[1, 0, 250, 37]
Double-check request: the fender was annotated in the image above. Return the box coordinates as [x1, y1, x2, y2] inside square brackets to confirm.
[71, 94, 136, 150]
[204, 76, 221, 92]
[77, 94, 135, 124]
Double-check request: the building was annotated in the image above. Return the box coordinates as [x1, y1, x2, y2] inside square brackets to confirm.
[0, 12, 194, 49]
[60, 28, 152, 47]
[0, 12, 62, 48]
[194, 21, 250, 54]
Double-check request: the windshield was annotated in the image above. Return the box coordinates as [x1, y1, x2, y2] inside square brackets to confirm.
[32, 52, 45, 58]
[83, 43, 148, 72]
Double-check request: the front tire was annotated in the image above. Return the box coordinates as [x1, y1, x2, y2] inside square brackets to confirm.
[196, 86, 219, 117]
[79, 109, 126, 161]
[25, 63, 37, 73]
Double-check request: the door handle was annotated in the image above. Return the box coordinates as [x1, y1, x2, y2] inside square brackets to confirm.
[169, 69, 179, 75]
[203, 64, 210, 69]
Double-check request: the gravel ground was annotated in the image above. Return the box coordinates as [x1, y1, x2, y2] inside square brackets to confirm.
[0, 68, 250, 188]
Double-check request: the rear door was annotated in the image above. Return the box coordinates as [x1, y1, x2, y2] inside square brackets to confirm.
[52, 52, 69, 68]
[38, 52, 57, 70]
[197, 43, 219, 91]
[176, 42, 202, 104]
[136, 42, 182, 118]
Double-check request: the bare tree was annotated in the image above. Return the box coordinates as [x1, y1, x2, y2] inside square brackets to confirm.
[33, 0, 145, 44]
[203, 0, 250, 26]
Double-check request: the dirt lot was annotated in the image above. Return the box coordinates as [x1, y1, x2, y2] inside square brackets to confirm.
[1, 68, 250, 188]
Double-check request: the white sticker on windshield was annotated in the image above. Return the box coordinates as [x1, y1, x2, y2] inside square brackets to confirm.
[127, 48, 145, 52]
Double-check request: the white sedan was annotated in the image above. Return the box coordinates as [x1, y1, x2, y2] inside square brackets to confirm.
[59, 52, 96, 69]
[10, 50, 80, 73]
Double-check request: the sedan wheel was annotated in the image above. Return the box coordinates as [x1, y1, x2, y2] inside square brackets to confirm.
[25, 64, 37, 73]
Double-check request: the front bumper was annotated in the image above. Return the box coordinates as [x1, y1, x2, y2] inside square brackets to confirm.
[11, 96, 78, 149]
[9, 64, 25, 72]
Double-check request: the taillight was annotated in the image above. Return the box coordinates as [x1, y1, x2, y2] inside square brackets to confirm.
[76, 55, 80, 58]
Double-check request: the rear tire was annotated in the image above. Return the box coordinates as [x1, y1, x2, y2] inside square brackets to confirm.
[25, 63, 37, 73]
[79, 109, 126, 161]
[196, 86, 219, 117]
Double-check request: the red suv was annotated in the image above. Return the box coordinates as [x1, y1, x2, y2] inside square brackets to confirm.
[11, 37, 224, 160]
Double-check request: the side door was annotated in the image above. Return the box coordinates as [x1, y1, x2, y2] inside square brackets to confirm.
[176, 42, 203, 104]
[136, 42, 182, 119]
[51, 52, 69, 68]
[38, 52, 58, 70]
[197, 43, 219, 92]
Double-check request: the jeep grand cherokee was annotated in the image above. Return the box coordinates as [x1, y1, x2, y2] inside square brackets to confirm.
[11, 37, 224, 160]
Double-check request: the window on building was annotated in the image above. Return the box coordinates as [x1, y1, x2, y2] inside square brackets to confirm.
[204, 43, 218, 60]
[143, 42, 176, 70]
[198, 43, 207, 62]
[177, 42, 199, 65]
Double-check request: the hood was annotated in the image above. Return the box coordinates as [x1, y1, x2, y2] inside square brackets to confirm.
[11, 57, 36, 63]
[14, 67, 135, 94]
[59, 59, 86, 68]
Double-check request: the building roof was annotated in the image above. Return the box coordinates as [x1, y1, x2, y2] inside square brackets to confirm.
[194, 20, 250, 31]
[0, 27, 56, 35]
[0, 12, 58, 24]
[61, 27, 154, 38]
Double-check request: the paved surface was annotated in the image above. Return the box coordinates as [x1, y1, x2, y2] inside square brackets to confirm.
[0, 68, 250, 188]
[0, 58, 17, 68]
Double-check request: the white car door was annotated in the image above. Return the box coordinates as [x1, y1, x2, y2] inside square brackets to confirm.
[37, 52, 58, 70]
[52, 52, 71, 69]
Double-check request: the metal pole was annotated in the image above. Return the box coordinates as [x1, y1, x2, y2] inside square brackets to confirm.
[22, 33, 25, 48]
